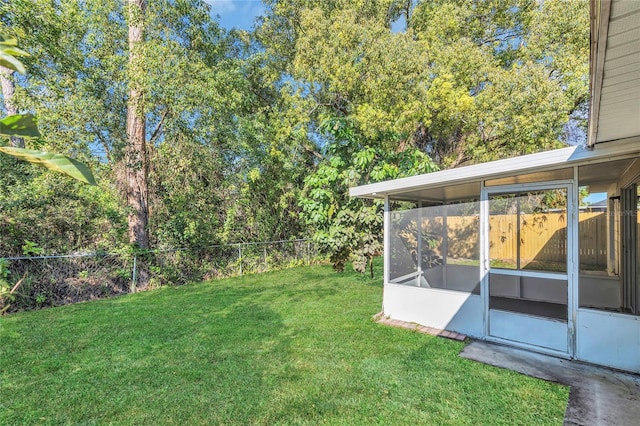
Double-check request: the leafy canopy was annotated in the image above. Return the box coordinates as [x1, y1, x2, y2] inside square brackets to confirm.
[0, 34, 96, 185]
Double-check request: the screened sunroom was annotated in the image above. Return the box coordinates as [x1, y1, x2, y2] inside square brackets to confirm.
[350, 138, 640, 373]
[349, 0, 640, 375]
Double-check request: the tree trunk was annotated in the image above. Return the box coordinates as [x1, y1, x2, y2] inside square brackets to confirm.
[0, 66, 25, 148]
[126, 0, 150, 288]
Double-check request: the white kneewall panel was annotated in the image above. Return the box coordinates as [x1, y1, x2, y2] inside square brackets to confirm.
[383, 284, 483, 337]
[577, 309, 640, 373]
[578, 275, 621, 310]
[489, 310, 568, 353]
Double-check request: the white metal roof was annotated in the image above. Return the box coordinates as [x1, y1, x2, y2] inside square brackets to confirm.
[350, 137, 640, 201]
[589, 0, 640, 146]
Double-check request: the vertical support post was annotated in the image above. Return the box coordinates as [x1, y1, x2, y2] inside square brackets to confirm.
[607, 196, 618, 275]
[632, 185, 638, 314]
[623, 189, 629, 310]
[442, 204, 448, 287]
[480, 181, 489, 338]
[417, 200, 423, 287]
[516, 195, 522, 299]
[516, 196, 521, 270]
[568, 168, 579, 357]
[239, 245, 243, 276]
[634, 186, 639, 315]
[384, 195, 391, 286]
[621, 184, 638, 314]
[307, 241, 311, 265]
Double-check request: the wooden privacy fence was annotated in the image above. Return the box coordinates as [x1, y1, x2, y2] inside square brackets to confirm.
[419, 212, 608, 267]
[487, 211, 606, 267]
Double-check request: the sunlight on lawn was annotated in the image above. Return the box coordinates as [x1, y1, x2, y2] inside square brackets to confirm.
[0, 264, 568, 425]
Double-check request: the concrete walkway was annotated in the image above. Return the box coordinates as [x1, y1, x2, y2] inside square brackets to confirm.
[460, 341, 640, 425]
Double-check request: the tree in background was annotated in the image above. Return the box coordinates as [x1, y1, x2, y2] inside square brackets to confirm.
[124, 0, 149, 251]
[258, 0, 589, 272]
[409, 0, 589, 165]
[0, 33, 99, 309]
[0, 32, 106, 259]
[0, 0, 590, 278]
[300, 117, 438, 274]
[0, 33, 95, 184]
[1, 0, 312, 256]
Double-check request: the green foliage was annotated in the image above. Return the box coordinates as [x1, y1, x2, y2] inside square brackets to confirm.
[301, 117, 438, 274]
[21, 240, 43, 256]
[0, 32, 106, 255]
[0, 258, 12, 313]
[408, 0, 589, 163]
[0, 0, 590, 267]
[149, 137, 226, 248]
[0, 33, 97, 185]
[0, 146, 96, 185]
[261, 0, 589, 168]
[2, 0, 316, 251]
[0, 113, 39, 137]
[0, 165, 127, 255]
[257, 0, 589, 275]
[0, 34, 28, 73]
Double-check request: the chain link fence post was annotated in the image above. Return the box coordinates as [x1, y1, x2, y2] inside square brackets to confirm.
[131, 254, 138, 293]
[263, 245, 267, 271]
[238, 245, 243, 276]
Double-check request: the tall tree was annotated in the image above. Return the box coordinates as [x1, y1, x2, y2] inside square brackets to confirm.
[125, 0, 149, 250]
[2, 0, 290, 255]
[257, 0, 589, 271]
[259, 0, 589, 168]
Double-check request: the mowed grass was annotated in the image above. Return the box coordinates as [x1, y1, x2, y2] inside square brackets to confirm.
[0, 264, 568, 425]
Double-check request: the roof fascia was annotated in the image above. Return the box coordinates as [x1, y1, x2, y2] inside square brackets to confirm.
[350, 137, 640, 199]
[587, 0, 612, 148]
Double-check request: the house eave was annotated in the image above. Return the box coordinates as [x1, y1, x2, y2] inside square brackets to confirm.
[587, 0, 611, 148]
[588, 0, 640, 146]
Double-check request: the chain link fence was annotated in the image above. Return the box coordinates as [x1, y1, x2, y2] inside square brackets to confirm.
[1, 239, 322, 313]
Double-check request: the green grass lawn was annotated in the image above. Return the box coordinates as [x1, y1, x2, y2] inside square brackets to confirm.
[0, 264, 568, 425]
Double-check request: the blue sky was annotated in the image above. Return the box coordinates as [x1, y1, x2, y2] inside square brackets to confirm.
[206, 0, 266, 30]
[207, 0, 407, 32]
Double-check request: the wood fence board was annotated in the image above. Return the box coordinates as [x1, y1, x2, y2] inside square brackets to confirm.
[421, 212, 609, 269]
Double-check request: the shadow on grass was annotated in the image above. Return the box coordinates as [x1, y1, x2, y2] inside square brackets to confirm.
[0, 263, 567, 425]
[0, 278, 297, 424]
[0, 264, 384, 424]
